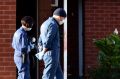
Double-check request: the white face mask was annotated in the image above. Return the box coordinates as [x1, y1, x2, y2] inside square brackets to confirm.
[59, 20, 65, 25]
[22, 25, 32, 31]
[26, 28, 32, 31]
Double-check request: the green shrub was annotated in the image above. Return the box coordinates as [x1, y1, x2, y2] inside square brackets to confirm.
[89, 33, 120, 79]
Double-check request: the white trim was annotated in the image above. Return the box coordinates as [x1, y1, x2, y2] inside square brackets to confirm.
[64, 0, 67, 79]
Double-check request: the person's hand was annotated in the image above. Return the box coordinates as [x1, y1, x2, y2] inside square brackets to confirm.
[38, 43, 43, 52]
[35, 51, 44, 60]
[32, 37, 36, 43]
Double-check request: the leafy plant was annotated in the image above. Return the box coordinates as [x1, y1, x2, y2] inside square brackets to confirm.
[89, 32, 120, 79]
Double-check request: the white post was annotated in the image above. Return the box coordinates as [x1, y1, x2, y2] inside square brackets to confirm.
[64, 0, 67, 79]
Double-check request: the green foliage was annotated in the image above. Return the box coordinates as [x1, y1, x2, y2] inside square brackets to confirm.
[89, 34, 120, 79]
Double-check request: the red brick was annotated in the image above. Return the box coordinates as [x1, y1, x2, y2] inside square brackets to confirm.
[3, 20, 15, 24]
[0, 20, 4, 24]
[84, 0, 120, 77]
[3, 48, 14, 52]
[0, 2, 4, 5]
[0, 53, 12, 57]
[0, 67, 5, 71]
[0, 58, 4, 62]
[3, 11, 16, 15]
[8, 24, 16, 29]
[4, 38, 12, 43]
[0, 0, 16, 2]
[4, 1, 16, 5]
[3, 29, 15, 34]
[5, 67, 16, 71]
[0, 71, 11, 75]
[10, 5, 16, 10]
[3, 57, 13, 62]
[0, 34, 11, 38]
[0, 1, 16, 79]
[10, 15, 16, 19]
[0, 6, 10, 10]
[0, 15, 10, 19]
[0, 30, 3, 33]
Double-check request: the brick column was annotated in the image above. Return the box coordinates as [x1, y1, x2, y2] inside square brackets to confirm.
[0, 0, 16, 79]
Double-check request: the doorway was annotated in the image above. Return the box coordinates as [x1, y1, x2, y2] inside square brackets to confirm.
[67, 0, 81, 78]
[16, 0, 65, 79]
[16, 0, 37, 79]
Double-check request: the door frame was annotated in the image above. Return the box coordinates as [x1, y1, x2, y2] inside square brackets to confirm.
[78, 0, 84, 79]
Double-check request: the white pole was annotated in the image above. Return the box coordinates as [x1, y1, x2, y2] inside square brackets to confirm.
[64, 0, 67, 79]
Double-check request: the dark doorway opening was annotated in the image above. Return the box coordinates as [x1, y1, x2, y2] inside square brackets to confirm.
[16, 0, 37, 79]
[67, 0, 80, 79]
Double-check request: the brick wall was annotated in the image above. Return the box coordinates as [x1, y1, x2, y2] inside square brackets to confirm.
[84, 0, 120, 76]
[0, 0, 16, 79]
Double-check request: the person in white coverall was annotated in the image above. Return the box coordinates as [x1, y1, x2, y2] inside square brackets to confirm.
[35, 8, 67, 79]
[12, 16, 35, 79]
